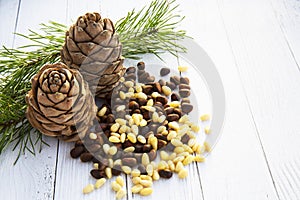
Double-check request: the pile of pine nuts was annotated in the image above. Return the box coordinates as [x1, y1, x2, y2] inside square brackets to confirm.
[70, 62, 211, 198]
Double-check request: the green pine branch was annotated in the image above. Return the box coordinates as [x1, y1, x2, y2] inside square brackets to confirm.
[0, 0, 188, 163]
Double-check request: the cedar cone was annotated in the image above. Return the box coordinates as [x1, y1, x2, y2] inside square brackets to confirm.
[25, 63, 97, 142]
[61, 12, 126, 98]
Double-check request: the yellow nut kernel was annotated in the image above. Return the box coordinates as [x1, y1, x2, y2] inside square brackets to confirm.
[146, 164, 154, 176]
[140, 180, 153, 187]
[140, 188, 153, 196]
[179, 115, 189, 123]
[89, 132, 97, 140]
[171, 139, 183, 147]
[124, 81, 134, 88]
[162, 86, 172, 96]
[139, 119, 147, 127]
[178, 169, 188, 179]
[108, 146, 118, 156]
[111, 181, 122, 192]
[127, 133, 137, 143]
[124, 146, 135, 153]
[114, 159, 122, 166]
[151, 92, 160, 98]
[93, 163, 99, 169]
[183, 155, 194, 166]
[194, 155, 205, 162]
[111, 123, 120, 132]
[158, 161, 168, 170]
[147, 99, 154, 106]
[137, 135, 147, 144]
[131, 184, 143, 194]
[95, 178, 106, 189]
[103, 144, 110, 154]
[168, 160, 175, 171]
[132, 177, 141, 185]
[150, 136, 158, 150]
[121, 166, 132, 175]
[170, 101, 180, 108]
[140, 175, 152, 181]
[205, 127, 211, 134]
[152, 112, 159, 122]
[83, 184, 94, 194]
[191, 124, 200, 132]
[158, 115, 166, 123]
[116, 176, 125, 187]
[178, 65, 188, 72]
[119, 91, 126, 100]
[204, 141, 211, 152]
[142, 153, 150, 166]
[131, 169, 141, 177]
[120, 133, 126, 143]
[200, 114, 210, 121]
[105, 167, 112, 179]
[174, 147, 185, 154]
[109, 136, 121, 143]
[160, 151, 169, 161]
[116, 189, 126, 200]
[175, 161, 184, 173]
[167, 130, 177, 141]
[97, 107, 107, 117]
[152, 170, 160, 181]
[136, 92, 147, 100]
[168, 122, 180, 130]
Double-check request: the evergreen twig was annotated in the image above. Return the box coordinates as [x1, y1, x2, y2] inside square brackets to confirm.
[0, 0, 188, 163]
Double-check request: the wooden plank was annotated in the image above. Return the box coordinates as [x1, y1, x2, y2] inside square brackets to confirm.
[53, 1, 122, 200]
[125, 53, 204, 200]
[216, 0, 300, 199]
[0, 0, 67, 199]
[178, 0, 280, 199]
[0, 0, 19, 47]
[269, 0, 300, 70]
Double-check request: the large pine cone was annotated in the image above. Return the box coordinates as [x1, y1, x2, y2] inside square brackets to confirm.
[25, 63, 97, 142]
[61, 12, 126, 98]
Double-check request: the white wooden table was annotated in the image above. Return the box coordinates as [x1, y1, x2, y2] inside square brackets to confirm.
[1, 0, 300, 199]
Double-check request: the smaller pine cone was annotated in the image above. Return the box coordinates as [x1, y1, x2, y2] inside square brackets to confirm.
[61, 12, 126, 98]
[25, 63, 97, 142]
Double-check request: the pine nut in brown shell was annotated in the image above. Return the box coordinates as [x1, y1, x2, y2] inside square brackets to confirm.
[170, 76, 180, 85]
[180, 77, 190, 84]
[179, 84, 190, 90]
[166, 81, 176, 90]
[167, 113, 180, 122]
[156, 96, 168, 105]
[80, 152, 94, 162]
[70, 146, 85, 158]
[90, 169, 106, 179]
[137, 61, 145, 70]
[126, 66, 136, 73]
[181, 103, 193, 114]
[160, 67, 170, 76]
[179, 89, 191, 98]
[158, 170, 173, 179]
[122, 157, 137, 167]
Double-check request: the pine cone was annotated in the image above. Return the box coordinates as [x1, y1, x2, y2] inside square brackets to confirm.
[25, 63, 97, 142]
[61, 12, 126, 98]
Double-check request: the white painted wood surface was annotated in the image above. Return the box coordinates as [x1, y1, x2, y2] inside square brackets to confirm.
[0, 0, 300, 199]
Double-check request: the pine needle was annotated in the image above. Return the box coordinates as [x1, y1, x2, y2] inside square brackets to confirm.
[0, 0, 188, 163]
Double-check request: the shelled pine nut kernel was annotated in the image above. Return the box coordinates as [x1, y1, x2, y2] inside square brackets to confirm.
[71, 61, 212, 197]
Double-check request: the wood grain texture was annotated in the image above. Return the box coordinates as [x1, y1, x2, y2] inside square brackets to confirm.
[270, 0, 300, 70]
[53, 1, 120, 200]
[0, 0, 66, 199]
[216, 0, 300, 199]
[178, 0, 280, 199]
[1, 0, 300, 199]
[0, 0, 19, 47]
